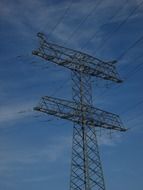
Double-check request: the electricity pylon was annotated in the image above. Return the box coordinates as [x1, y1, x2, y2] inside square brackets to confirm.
[32, 32, 127, 190]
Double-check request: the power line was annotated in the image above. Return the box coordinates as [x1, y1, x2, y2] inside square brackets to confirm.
[126, 62, 143, 80]
[50, 77, 70, 97]
[120, 99, 143, 115]
[125, 110, 143, 130]
[96, 0, 143, 54]
[29, 59, 70, 98]
[43, 0, 74, 39]
[64, 0, 104, 46]
[79, 1, 143, 86]
[91, 33, 143, 100]
[93, 55, 143, 101]
[81, 0, 129, 50]
[123, 49, 143, 72]
[117, 34, 143, 60]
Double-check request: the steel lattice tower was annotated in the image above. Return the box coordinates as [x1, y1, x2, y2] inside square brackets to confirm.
[32, 32, 127, 190]
[70, 71, 105, 190]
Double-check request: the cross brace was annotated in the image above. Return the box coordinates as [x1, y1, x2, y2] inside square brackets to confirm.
[32, 32, 122, 83]
[32, 32, 127, 190]
[34, 96, 126, 132]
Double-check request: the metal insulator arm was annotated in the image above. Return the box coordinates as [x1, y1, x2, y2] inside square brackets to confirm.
[34, 96, 127, 132]
[32, 32, 122, 83]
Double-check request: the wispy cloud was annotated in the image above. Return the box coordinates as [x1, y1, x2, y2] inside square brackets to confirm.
[1, 0, 142, 47]
[22, 175, 52, 182]
[0, 134, 71, 189]
[0, 135, 72, 174]
[98, 131, 122, 146]
[0, 102, 34, 123]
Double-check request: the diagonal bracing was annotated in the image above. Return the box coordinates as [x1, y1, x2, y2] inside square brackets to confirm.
[32, 32, 127, 190]
[34, 95, 125, 132]
[33, 32, 122, 83]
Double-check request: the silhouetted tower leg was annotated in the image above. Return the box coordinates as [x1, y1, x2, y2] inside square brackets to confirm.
[70, 71, 106, 190]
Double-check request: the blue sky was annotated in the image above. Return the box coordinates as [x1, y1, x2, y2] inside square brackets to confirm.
[0, 0, 143, 189]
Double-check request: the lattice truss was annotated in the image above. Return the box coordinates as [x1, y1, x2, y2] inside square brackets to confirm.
[32, 32, 127, 190]
[34, 95, 125, 132]
[33, 33, 122, 83]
